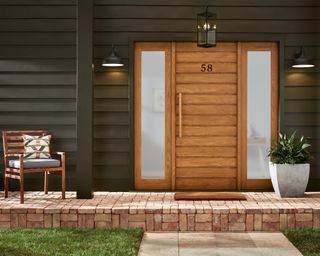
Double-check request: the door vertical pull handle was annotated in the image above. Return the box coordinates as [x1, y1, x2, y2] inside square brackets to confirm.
[178, 93, 182, 138]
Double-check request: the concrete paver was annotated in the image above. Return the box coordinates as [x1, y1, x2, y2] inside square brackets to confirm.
[138, 232, 303, 256]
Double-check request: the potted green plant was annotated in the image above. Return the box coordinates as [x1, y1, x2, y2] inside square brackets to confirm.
[268, 132, 312, 198]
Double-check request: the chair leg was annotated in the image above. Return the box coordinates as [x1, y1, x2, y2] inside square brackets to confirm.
[20, 174, 24, 204]
[44, 171, 48, 194]
[61, 169, 65, 199]
[4, 173, 8, 198]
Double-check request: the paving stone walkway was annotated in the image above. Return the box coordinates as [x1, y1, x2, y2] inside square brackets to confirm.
[138, 232, 303, 256]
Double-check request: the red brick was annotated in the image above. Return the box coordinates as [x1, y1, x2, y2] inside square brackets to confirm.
[95, 221, 112, 228]
[195, 214, 212, 223]
[52, 214, 61, 228]
[120, 213, 129, 228]
[254, 214, 262, 231]
[163, 214, 178, 222]
[288, 214, 295, 228]
[162, 222, 179, 231]
[129, 214, 145, 222]
[221, 214, 228, 231]
[94, 214, 111, 222]
[44, 214, 52, 228]
[212, 214, 221, 231]
[27, 221, 43, 228]
[246, 214, 254, 231]
[229, 214, 245, 223]
[146, 214, 154, 231]
[296, 221, 313, 228]
[61, 221, 77, 228]
[179, 214, 187, 231]
[195, 222, 212, 231]
[129, 221, 146, 229]
[262, 221, 279, 231]
[296, 213, 312, 222]
[263, 213, 280, 223]
[229, 222, 246, 231]
[0, 213, 10, 222]
[27, 213, 44, 222]
[187, 214, 195, 231]
[61, 214, 77, 222]
[112, 215, 120, 228]
[154, 214, 162, 231]
[78, 214, 94, 228]
[314, 213, 320, 228]
[280, 214, 288, 229]
[0, 222, 10, 228]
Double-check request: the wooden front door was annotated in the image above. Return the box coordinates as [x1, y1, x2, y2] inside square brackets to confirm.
[174, 43, 239, 190]
[134, 42, 278, 191]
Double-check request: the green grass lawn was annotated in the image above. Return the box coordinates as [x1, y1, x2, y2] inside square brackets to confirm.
[0, 228, 144, 256]
[283, 229, 320, 256]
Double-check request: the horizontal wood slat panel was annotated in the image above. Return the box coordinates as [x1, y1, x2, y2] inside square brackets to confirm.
[176, 157, 237, 168]
[176, 167, 237, 178]
[95, 0, 317, 7]
[176, 84, 237, 94]
[176, 42, 237, 52]
[176, 73, 237, 84]
[6, 142, 24, 147]
[94, 6, 318, 20]
[177, 147, 236, 157]
[176, 62, 237, 73]
[177, 136, 237, 146]
[181, 95, 237, 105]
[179, 115, 237, 126]
[177, 126, 237, 136]
[176, 178, 236, 190]
[176, 52, 237, 63]
[178, 105, 237, 115]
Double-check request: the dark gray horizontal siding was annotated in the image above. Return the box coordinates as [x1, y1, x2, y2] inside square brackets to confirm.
[0, 1, 77, 191]
[95, 0, 318, 7]
[0, 0, 318, 191]
[93, 0, 319, 191]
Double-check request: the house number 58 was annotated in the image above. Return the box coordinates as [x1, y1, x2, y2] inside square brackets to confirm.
[201, 64, 213, 72]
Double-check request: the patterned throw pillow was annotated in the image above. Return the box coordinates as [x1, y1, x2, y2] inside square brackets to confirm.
[22, 134, 52, 159]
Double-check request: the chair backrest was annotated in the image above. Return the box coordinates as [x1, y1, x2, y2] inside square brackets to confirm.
[2, 130, 47, 156]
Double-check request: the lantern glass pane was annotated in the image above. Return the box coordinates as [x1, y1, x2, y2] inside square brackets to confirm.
[197, 11, 216, 47]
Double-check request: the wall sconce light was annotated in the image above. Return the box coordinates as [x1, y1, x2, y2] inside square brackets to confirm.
[292, 47, 314, 68]
[197, 6, 217, 48]
[102, 45, 124, 67]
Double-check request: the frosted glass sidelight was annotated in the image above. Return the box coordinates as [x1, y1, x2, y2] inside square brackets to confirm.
[247, 51, 271, 179]
[141, 51, 165, 179]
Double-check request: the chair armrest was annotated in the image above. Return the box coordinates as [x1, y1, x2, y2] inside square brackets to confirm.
[52, 151, 65, 156]
[5, 153, 23, 157]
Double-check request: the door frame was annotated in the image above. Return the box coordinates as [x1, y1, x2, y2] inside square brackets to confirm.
[129, 36, 285, 191]
[134, 42, 173, 190]
[239, 42, 279, 190]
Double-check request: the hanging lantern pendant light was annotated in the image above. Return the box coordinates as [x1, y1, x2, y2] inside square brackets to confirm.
[197, 6, 217, 48]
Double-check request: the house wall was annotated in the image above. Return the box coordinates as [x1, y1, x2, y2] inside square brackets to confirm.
[0, 0, 319, 191]
[0, 0, 77, 190]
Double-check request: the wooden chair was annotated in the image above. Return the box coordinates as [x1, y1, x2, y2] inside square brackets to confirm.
[2, 130, 66, 203]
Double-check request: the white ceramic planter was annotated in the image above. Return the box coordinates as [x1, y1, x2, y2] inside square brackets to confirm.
[269, 162, 310, 198]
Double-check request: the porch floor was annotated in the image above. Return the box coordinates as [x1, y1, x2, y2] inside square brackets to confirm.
[0, 191, 319, 231]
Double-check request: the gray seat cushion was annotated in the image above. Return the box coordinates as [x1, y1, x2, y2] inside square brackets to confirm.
[9, 158, 61, 169]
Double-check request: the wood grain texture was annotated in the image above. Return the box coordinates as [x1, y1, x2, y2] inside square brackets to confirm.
[134, 42, 172, 190]
[176, 178, 237, 190]
[177, 126, 237, 136]
[176, 84, 237, 94]
[176, 167, 237, 178]
[240, 42, 279, 190]
[174, 42, 239, 190]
